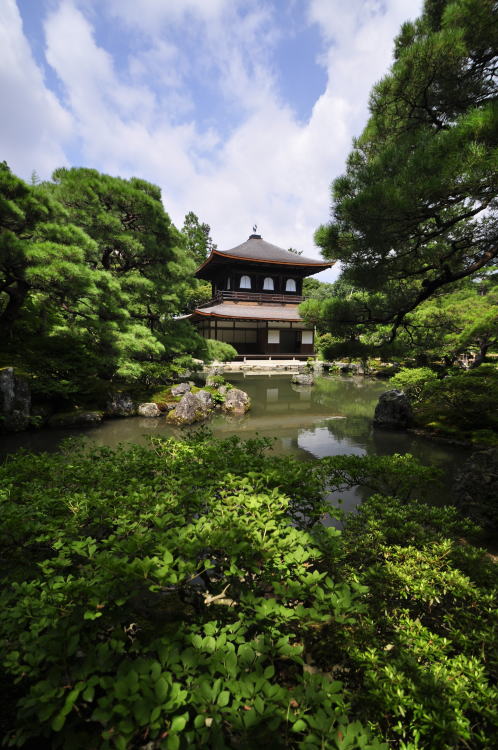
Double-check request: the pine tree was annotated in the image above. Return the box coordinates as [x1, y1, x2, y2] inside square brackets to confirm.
[314, 0, 498, 341]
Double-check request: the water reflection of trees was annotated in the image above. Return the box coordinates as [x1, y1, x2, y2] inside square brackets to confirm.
[313, 377, 385, 418]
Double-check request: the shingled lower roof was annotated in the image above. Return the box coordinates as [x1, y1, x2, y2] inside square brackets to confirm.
[190, 302, 303, 322]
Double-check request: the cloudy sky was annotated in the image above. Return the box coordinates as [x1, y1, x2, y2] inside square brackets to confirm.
[2, 0, 422, 280]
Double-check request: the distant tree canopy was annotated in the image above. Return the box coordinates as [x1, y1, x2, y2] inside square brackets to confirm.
[311, 0, 498, 342]
[0, 164, 204, 400]
[182, 211, 216, 266]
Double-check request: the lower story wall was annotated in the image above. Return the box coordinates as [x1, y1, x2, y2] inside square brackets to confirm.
[194, 319, 314, 355]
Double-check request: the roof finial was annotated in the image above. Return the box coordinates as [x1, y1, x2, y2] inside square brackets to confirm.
[253, 223, 257, 234]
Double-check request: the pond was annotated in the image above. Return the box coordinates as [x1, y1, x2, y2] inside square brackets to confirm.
[0, 374, 469, 512]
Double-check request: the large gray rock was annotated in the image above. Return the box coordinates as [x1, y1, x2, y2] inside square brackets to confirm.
[292, 373, 314, 386]
[373, 389, 413, 429]
[454, 449, 498, 533]
[48, 411, 103, 428]
[170, 382, 191, 397]
[167, 392, 210, 425]
[106, 393, 136, 417]
[0, 367, 31, 432]
[137, 402, 162, 418]
[196, 389, 214, 409]
[222, 388, 251, 416]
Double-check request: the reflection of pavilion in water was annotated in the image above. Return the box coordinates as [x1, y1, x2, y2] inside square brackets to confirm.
[213, 377, 355, 460]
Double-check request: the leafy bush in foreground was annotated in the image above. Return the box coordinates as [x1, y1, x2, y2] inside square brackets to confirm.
[0, 435, 497, 749]
[0, 435, 382, 749]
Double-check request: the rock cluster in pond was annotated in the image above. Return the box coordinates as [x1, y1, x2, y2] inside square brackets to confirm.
[167, 391, 211, 425]
[373, 389, 413, 429]
[453, 448, 498, 533]
[291, 373, 314, 386]
[0, 370, 250, 431]
[0, 367, 31, 432]
[167, 383, 251, 425]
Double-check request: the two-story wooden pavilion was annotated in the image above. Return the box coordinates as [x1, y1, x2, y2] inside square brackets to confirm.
[187, 232, 333, 358]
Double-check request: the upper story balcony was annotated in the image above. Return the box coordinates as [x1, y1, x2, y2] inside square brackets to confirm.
[199, 290, 306, 307]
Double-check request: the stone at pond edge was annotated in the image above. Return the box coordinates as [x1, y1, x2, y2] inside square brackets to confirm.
[0, 367, 31, 432]
[453, 448, 498, 533]
[222, 388, 251, 416]
[170, 382, 191, 397]
[48, 411, 103, 428]
[291, 373, 314, 386]
[167, 392, 210, 425]
[137, 402, 162, 418]
[106, 393, 136, 417]
[373, 389, 413, 429]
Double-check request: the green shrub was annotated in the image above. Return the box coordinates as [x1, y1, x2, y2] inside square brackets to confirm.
[1, 438, 496, 749]
[416, 365, 498, 433]
[203, 339, 237, 363]
[338, 494, 498, 749]
[389, 367, 438, 403]
[1, 436, 394, 749]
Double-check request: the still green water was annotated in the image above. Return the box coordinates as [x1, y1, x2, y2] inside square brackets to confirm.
[0, 375, 469, 512]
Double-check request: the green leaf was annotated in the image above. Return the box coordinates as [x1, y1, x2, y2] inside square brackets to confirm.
[217, 691, 230, 707]
[155, 677, 169, 703]
[166, 735, 180, 750]
[51, 713, 65, 732]
[292, 719, 307, 733]
[170, 714, 187, 733]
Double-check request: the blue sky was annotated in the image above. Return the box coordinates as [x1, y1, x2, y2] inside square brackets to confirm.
[2, 0, 423, 281]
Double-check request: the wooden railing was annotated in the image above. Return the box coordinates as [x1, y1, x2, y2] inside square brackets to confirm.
[199, 291, 306, 307]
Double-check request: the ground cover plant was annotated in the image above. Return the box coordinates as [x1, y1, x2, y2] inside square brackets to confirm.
[1, 433, 497, 749]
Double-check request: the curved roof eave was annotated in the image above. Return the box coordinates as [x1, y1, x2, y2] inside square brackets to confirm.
[195, 249, 333, 275]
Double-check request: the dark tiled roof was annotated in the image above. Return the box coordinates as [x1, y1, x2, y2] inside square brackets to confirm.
[195, 234, 332, 277]
[220, 235, 329, 265]
[190, 302, 303, 321]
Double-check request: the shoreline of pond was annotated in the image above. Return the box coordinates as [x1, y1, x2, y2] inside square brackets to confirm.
[0, 374, 473, 514]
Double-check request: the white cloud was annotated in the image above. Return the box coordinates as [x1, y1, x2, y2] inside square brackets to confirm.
[0, 0, 72, 177]
[1, 0, 424, 283]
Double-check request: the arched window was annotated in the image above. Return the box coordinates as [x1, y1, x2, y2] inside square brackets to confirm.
[285, 278, 296, 292]
[240, 275, 251, 289]
[263, 277, 274, 291]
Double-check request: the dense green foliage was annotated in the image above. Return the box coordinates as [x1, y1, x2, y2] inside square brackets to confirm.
[309, 0, 498, 341]
[389, 368, 439, 403]
[203, 339, 238, 363]
[1, 434, 496, 749]
[390, 364, 498, 443]
[304, 274, 498, 368]
[392, 276, 498, 367]
[0, 164, 207, 405]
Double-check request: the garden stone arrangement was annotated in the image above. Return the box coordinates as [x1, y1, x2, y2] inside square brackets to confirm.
[166, 382, 250, 425]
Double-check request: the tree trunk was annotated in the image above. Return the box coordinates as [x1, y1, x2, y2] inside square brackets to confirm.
[470, 339, 489, 368]
[0, 280, 29, 333]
